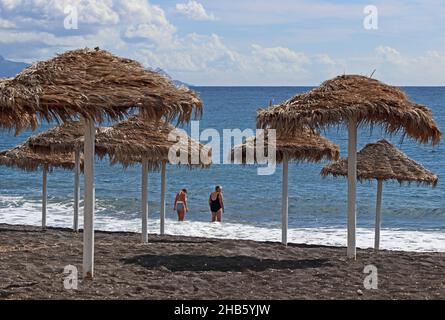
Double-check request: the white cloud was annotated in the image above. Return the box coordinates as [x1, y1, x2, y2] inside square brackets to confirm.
[372, 46, 445, 85]
[0, 27, 125, 62]
[117, 0, 173, 27]
[135, 33, 237, 73]
[176, 1, 217, 21]
[0, 0, 120, 25]
[0, 18, 15, 28]
[0, 0, 178, 47]
[251, 44, 308, 65]
[124, 23, 176, 47]
[237, 44, 310, 77]
[130, 34, 315, 85]
[1, 0, 22, 10]
[0, 1, 444, 85]
[375, 46, 405, 65]
[316, 54, 336, 66]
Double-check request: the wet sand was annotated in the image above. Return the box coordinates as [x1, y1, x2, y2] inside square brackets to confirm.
[0, 223, 443, 299]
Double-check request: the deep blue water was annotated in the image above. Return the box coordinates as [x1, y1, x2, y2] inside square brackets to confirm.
[0, 87, 444, 232]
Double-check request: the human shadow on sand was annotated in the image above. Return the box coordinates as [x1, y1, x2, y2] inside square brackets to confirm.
[123, 254, 331, 272]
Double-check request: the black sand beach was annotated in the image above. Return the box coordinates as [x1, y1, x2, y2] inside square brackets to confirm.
[0, 223, 443, 300]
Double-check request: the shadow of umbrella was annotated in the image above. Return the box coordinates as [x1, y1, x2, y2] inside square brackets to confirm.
[122, 254, 331, 272]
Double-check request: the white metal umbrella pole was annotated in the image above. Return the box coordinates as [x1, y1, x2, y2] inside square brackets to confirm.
[82, 118, 95, 278]
[347, 118, 357, 259]
[141, 159, 148, 243]
[374, 179, 383, 250]
[73, 149, 80, 232]
[160, 161, 167, 236]
[281, 155, 289, 245]
[42, 164, 48, 229]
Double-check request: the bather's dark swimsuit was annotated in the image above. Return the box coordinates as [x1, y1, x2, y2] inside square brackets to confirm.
[210, 194, 222, 212]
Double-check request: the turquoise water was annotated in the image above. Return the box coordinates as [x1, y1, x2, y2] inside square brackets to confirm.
[0, 87, 444, 250]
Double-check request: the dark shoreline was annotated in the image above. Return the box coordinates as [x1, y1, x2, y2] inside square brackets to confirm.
[0, 223, 443, 300]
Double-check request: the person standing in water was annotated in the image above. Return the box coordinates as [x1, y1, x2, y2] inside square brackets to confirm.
[209, 185, 224, 222]
[174, 189, 188, 221]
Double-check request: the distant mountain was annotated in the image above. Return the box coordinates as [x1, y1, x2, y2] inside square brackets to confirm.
[0, 55, 30, 77]
[154, 68, 192, 87]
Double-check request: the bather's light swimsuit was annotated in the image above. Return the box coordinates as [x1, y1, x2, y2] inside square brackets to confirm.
[176, 201, 185, 210]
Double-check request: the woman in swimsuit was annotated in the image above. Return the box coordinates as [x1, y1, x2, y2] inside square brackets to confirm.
[209, 185, 224, 222]
[174, 188, 188, 221]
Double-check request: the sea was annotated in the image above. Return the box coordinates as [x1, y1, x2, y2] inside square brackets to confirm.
[0, 87, 444, 252]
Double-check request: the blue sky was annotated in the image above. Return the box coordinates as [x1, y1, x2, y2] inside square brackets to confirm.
[0, 0, 444, 85]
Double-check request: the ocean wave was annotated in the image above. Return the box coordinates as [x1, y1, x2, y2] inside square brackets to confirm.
[0, 202, 443, 252]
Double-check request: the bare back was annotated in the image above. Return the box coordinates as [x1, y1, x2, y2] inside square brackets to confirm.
[176, 191, 186, 202]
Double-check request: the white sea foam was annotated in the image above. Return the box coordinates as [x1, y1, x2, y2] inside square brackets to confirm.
[0, 199, 444, 253]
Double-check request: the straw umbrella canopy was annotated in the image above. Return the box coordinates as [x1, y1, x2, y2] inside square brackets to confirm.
[0, 48, 202, 129]
[0, 143, 77, 172]
[28, 117, 211, 168]
[321, 140, 438, 186]
[257, 74, 442, 258]
[93, 116, 211, 169]
[0, 142, 82, 229]
[0, 48, 203, 278]
[28, 116, 211, 242]
[27, 122, 85, 233]
[321, 139, 438, 250]
[26, 121, 84, 155]
[231, 128, 340, 245]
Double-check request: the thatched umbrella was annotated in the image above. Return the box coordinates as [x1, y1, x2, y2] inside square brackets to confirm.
[0, 48, 202, 278]
[231, 128, 340, 245]
[27, 121, 84, 232]
[257, 75, 442, 258]
[28, 116, 211, 242]
[0, 142, 81, 229]
[0, 48, 202, 128]
[321, 139, 438, 250]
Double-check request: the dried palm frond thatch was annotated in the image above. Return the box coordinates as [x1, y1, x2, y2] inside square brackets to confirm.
[230, 129, 340, 164]
[257, 75, 441, 145]
[94, 117, 211, 169]
[0, 142, 80, 172]
[0, 48, 202, 132]
[27, 116, 211, 170]
[0, 78, 39, 134]
[27, 121, 84, 154]
[321, 139, 438, 186]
